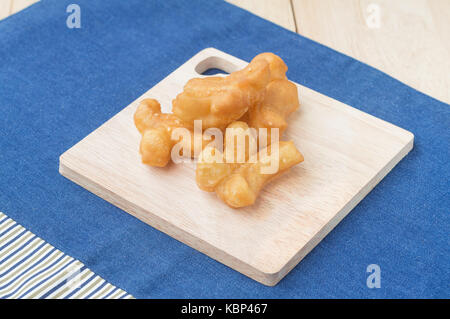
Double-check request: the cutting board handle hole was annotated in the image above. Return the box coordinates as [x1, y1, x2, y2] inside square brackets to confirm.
[201, 68, 229, 76]
[194, 56, 240, 75]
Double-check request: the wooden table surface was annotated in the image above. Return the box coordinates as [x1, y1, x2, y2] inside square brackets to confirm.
[1, 0, 449, 104]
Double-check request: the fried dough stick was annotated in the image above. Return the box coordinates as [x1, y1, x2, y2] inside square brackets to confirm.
[196, 121, 256, 191]
[197, 122, 303, 208]
[237, 53, 299, 144]
[247, 79, 299, 143]
[172, 55, 272, 130]
[134, 99, 211, 167]
[252, 52, 288, 81]
[216, 141, 303, 208]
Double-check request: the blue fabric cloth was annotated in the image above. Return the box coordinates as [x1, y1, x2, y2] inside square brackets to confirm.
[0, 0, 448, 298]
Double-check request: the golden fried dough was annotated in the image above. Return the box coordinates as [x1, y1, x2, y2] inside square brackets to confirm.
[230, 53, 298, 144]
[215, 141, 304, 208]
[134, 99, 183, 167]
[172, 57, 271, 130]
[247, 79, 300, 143]
[196, 146, 236, 192]
[135, 52, 304, 208]
[196, 121, 257, 192]
[252, 52, 288, 81]
[197, 121, 303, 208]
[134, 99, 212, 167]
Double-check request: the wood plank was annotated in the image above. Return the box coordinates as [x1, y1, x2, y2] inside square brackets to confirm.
[0, 0, 12, 20]
[59, 48, 413, 286]
[292, 0, 450, 104]
[11, 0, 39, 14]
[226, 0, 296, 32]
[3, 0, 448, 104]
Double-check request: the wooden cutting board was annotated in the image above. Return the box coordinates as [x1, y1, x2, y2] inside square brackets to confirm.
[59, 48, 414, 286]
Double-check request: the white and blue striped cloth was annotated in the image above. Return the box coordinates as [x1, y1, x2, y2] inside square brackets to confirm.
[0, 212, 133, 299]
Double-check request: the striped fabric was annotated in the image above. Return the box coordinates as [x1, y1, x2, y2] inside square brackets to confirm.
[0, 212, 133, 299]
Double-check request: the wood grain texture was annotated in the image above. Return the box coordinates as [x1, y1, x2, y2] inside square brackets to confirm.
[11, 0, 39, 14]
[293, 0, 450, 104]
[59, 48, 414, 285]
[0, 0, 12, 20]
[226, 0, 296, 32]
[1, 1, 448, 104]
